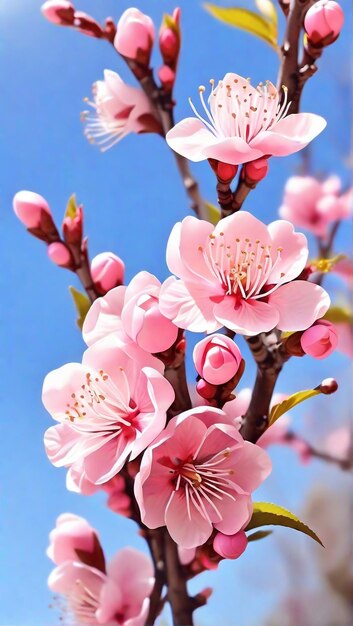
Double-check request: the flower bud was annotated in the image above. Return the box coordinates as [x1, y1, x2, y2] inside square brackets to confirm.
[319, 377, 338, 394]
[300, 320, 338, 359]
[73, 11, 104, 38]
[47, 242, 72, 268]
[304, 0, 344, 45]
[41, 0, 75, 25]
[158, 65, 176, 91]
[13, 190, 60, 242]
[193, 334, 243, 386]
[91, 252, 125, 295]
[213, 530, 248, 559]
[242, 157, 269, 185]
[114, 8, 154, 66]
[62, 203, 83, 246]
[196, 379, 217, 400]
[47, 513, 99, 565]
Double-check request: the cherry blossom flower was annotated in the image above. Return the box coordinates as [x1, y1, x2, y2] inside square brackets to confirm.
[43, 334, 174, 485]
[279, 175, 353, 238]
[82, 70, 158, 151]
[48, 547, 154, 626]
[134, 406, 271, 548]
[47, 513, 99, 565]
[83, 271, 179, 353]
[166, 73, 326, 165]
[159, 211, 330, 336]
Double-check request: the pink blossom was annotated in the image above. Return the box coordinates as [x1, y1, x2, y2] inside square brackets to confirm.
[300, 319, 338, 359]
[166, 73, 326, 165]
[193, 334, 243, 385]
[13, 190, 52, 229]
[135, 406, 271, 548]
[279, 175, 353, 238]
[213, 530, 248, 559]
[83, 70, 156, 151]
[114, 8, 154, 63]
[159, 212, 330, 336]
[304, 0, 344, 44]
[43, 333, 174, 485]
[91, 252, 125, 295]
[83, 271, 179, 353]
[48, 547, 154, 626]
[47, 513, 98, 565]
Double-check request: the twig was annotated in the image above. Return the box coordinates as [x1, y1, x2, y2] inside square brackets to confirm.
[164, 531, 195, 626]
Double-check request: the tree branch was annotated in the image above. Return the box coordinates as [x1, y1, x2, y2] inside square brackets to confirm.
[164, 531, 195, 626]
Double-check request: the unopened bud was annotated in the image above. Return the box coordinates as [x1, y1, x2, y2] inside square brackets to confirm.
[196, 379, 217, 400]
[159, 27, 180, 65]
[47, 242, 73, 268]
[242, 157, 269, 185]
[13, 190, 60, 242]
[283, 331, 305, 357]
[62, 202, 83, 246]
[114, 8, 154, 66]
[41, 0, 75, 26]
[304, 0, 344, 46]
[73, 11, 104, 38]
[193, 334, 243, 385]
[300, 320, 338, 359]
[91, 252, 125, 295]
[158, 65, 176, 91]
[213, 530, 248, 559]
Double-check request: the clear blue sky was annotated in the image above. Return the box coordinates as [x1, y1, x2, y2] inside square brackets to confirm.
[0, 1, 351, 624]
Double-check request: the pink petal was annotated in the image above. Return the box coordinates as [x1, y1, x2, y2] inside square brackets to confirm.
[84, 435, 135, 484]
[48, 560, 105, 595]
[214, 211, 271, 248]
[226, 441, 272, 492]
[165, 489, 212, 548]
[107, 547, 154, 605]
[179, 216, 216, 281]
[270, 280, 330, 331]
[44, 423, 107, 467]
[82, 286, 126, 346]
[250, 113, 327, 156]
[214, 494, 253, 535]
[159, 277, 222, 333]
[267, 219, 308, 283]
[223, 389, 252, 424]
[166, 117, 219, 161]
[214, 296, 279, 335]
[202, 137, 262, 165]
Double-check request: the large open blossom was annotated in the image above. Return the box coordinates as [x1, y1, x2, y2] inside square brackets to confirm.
[135, 406, 271, 548]
[48, 547, 154, 626]
[83, 70, 158, 151]
[279, 175, 353, 237]
[43, 334, 174, 484]
[83, 271, 179, 353]
[159, 211, 330, 335]
[166, 73, 326, 165]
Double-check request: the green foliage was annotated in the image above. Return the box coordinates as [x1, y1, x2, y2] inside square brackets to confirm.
[247, 529, 273, 542]
[247, 502, 323, 545]
[65, 194, 78, 219]
[69, 286, 91, 330]
[323, 305, 353, 324]
[205, 201, 221, 225]
[204, 3, 279, 51]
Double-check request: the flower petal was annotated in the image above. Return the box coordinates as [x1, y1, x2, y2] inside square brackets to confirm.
[214, 296, 279, 335]
[270, 280, 330, 331]
[166, 117, 219, 161]
[267, 219, 308, 284]
[202, 137, 262, 165]
[250, 113, 327, 156]
[159, 277, 221, 333]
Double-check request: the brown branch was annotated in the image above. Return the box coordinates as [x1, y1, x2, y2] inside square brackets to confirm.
[164, 531, 195, 626]
[285, 432, 353, 471]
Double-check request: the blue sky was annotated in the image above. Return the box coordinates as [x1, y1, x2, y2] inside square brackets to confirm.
[0, 1, 351, 624]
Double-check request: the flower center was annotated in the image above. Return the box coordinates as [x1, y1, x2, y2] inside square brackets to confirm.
[188, 77, 291, 142]
[69, 579, 101, 623]
[65, 369, 139, 435]
[198, 231, 285, 300]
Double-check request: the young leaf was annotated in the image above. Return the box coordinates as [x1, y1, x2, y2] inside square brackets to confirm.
[268, 388, 320, 426]
[323, 305, 353, 325]
[205, 201, 221, 225]
[246, 502, 323, 546]
[65, 193, 78, 219]
[204, 4, 279, 51]
[247, 529, 273, 542]
[69, 286, 91, 329]
[255, 0, 278, 36]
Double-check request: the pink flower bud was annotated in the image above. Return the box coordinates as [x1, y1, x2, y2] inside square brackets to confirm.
[319, 377, 338, 394]
[73, 11, 104, 38]
[47, 513, 98, 565]
[159, 27, 180, 66]
[47, 242, 72, 268]
[41, 0, 75, 25]
[91, 252, 125, 295]
[193, 334, 243, 385]
[114, 8, 154, 65]
[13, 190, 52, 229]
[62, 204, 83, 246]
[242, 157, 269, 184]
[196, 379, 217, 400]
[304, 0, 344, 45]
[213, 531, 248, 560]
[300, 319, 338, 359]
[158, 65, 176, 91]
[217, 161, 239, 182]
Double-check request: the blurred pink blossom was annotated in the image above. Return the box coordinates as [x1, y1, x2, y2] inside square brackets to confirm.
[48, 547, 154, 626]
[159, 212, 329, 335]
[43, 334, 174, 485]
[135, 406, 271, 548]
[47, 513, 98, 565]
[279, 175, 353, 238]
[166, 73, 326, 165]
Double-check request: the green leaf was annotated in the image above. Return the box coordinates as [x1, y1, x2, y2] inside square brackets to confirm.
[65, 194, 78, 219]
[268, 388, 320, 426]
[205, 201, 220, 225]
[323, 305, 353, 325]
[247, 529, 273, 542]
[255, 0, 278, 36]
[246, 502, 323, 546]
[204, 4, 279, 50]
[69, 286, 91, 330]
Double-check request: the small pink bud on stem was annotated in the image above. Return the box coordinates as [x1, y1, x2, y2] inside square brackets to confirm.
[193, 334, 243, 385]
[73, 12, 104, 38]
[47, 242, 73, 268]
[91, 252, 125, 295]
[242, 157, 269, 185]
[13, 190, 60, 243]
[304, 0, 344, 47]
[114, 8, 155, 68]
[196, 379, 217, 400]
[213, 531, 248, 559]
[41, 0, 75, 25]
[208, 159, 238, 183]
[318, 377, 338, 394]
